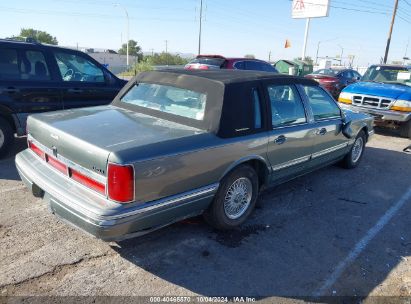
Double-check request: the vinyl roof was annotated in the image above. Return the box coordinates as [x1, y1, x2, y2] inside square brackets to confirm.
[155, 69, 317, 85]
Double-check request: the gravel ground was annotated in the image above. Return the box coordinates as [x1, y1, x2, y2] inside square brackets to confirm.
[0, 131, 410, 302]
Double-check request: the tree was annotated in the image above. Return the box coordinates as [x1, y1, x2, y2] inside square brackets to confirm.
[144, 52, 189, 66]
[295, 56, 313, 64]
[118, 40, 143, 61]
[15, 28, 58, 45]
[244, 54, 255, 59]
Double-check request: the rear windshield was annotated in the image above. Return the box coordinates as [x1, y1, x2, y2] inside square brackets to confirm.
[189, 57, 225, 68]
[120, 83, 207, 121]
[362, 66, 411, 86]
[313, 69, 338, 76]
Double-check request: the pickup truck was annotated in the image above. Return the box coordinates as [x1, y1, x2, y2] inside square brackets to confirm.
[338, 65, 411, 138]
[16, 70, 373, 241]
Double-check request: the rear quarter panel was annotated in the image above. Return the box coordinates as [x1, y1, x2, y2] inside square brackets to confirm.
[110, 132, 270, 204]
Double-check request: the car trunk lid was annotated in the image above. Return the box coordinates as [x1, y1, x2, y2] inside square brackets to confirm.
[27, 105, 205, 177]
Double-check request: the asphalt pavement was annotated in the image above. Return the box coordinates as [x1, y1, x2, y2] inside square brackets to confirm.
[0, 130, 410, 302]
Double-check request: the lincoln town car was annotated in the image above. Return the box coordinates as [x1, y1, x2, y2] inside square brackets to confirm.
[16, 70, 374, 241]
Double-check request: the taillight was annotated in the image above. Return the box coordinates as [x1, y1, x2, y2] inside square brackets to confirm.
[70, 169, 106, 195]
[198, 65, 209, 70]
[107, 163, 134, 203]
[46, 155, 67, 174]
[28, 141, 45, 160]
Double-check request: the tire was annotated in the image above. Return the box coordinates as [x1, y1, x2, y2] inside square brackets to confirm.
[204, 165, 259, 230]
[340, 130, 366, 169]
[0, 117, 14, 158]
[399, 120, 411, 139]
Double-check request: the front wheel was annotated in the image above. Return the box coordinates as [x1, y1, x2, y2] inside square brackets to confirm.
[340, 130, 366, 169]
[204, 165, 259, 230]
[399, 120, 411, 139]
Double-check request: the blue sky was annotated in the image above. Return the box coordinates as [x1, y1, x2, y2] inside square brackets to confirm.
[0, 0, 410, 66]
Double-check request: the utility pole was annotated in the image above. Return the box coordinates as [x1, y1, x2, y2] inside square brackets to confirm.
[114, 3, 130, 67]
[150, 48, 154, 56]
[315, 41, 320, 65]
[198, 0, 203, 55]
[165, 40, 169, 65]
[384, 0, 399, 64]
[269, 51, 271, 62]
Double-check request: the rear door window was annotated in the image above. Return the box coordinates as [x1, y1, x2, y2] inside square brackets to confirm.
[20, 50, 51, 81]
[267, 84, 307, 128]
[261, 63, 277, 72]
[233, 61, 245, 70]
[245, 61, 262, 71]
[302, 86, 341, 120]
[0, 48, 20, 80]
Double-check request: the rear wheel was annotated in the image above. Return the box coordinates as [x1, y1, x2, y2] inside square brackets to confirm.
[399, 120, 411, 139]
[340, 130, 366, 169]
[204, 165, 259, 230]
[0, 117, 14, 158]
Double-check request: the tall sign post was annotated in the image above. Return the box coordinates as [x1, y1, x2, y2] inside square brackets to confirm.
[292, 0, 330, 60]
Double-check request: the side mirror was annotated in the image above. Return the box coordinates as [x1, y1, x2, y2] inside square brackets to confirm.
[342, 115, 354, 138]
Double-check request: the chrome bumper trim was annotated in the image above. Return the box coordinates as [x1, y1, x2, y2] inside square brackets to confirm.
[16, 149, 218, 224]
[339, 104, 411, 122]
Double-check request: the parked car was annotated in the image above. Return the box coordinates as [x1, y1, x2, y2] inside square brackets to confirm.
[305, 68, 362, 99]
[0, 38, 127, 157]
[185, 55, 279, 72]
[338, 64, 411, 138]
[16, 70, 373, 241]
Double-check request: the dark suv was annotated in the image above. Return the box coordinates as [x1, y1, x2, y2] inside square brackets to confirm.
[185, 55, 278, 72]
[0, 39, 127, 157]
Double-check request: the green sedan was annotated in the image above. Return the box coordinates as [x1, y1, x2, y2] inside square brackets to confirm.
[15, 70, 374, 241]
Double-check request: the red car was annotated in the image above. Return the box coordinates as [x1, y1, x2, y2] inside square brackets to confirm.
[305, 68, 362, 99]
[185, 55, 278, 73]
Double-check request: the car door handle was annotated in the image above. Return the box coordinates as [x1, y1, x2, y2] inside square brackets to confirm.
[316, 128, 327, 136]
[67, 88, 84, 93]
[3, 87, 19, 94]
[274, 135, 287, 145]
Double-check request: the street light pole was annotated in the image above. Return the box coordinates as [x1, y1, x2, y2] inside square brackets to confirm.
[198, 0, 203, 55]
[338, 44, 344, 66]
[114, 3, 129, 67]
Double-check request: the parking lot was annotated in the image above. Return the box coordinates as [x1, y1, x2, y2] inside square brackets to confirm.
[0, 131, 410, 300]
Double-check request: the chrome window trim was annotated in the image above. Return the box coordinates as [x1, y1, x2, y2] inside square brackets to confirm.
[271, 122, 310, 131]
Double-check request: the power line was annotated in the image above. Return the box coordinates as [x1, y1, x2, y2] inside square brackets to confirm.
[403, 0, 411, 7]
[0, 6, 193, 22]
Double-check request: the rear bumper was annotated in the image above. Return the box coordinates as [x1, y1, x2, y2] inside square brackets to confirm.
[16, 150, 217, 241]
[339, 103, 411, 122]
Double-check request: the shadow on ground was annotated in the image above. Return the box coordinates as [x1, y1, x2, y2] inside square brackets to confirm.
[0, 137, 27, 181]
[113, 146, 411, 299]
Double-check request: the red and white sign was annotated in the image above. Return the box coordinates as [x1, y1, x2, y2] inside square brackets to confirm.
[292, 0, 330, 19]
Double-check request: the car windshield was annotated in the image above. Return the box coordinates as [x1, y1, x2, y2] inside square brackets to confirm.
[362, 66, 411, 86]
[120, 83, 207, 121]
[313, 69, 338, 76]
